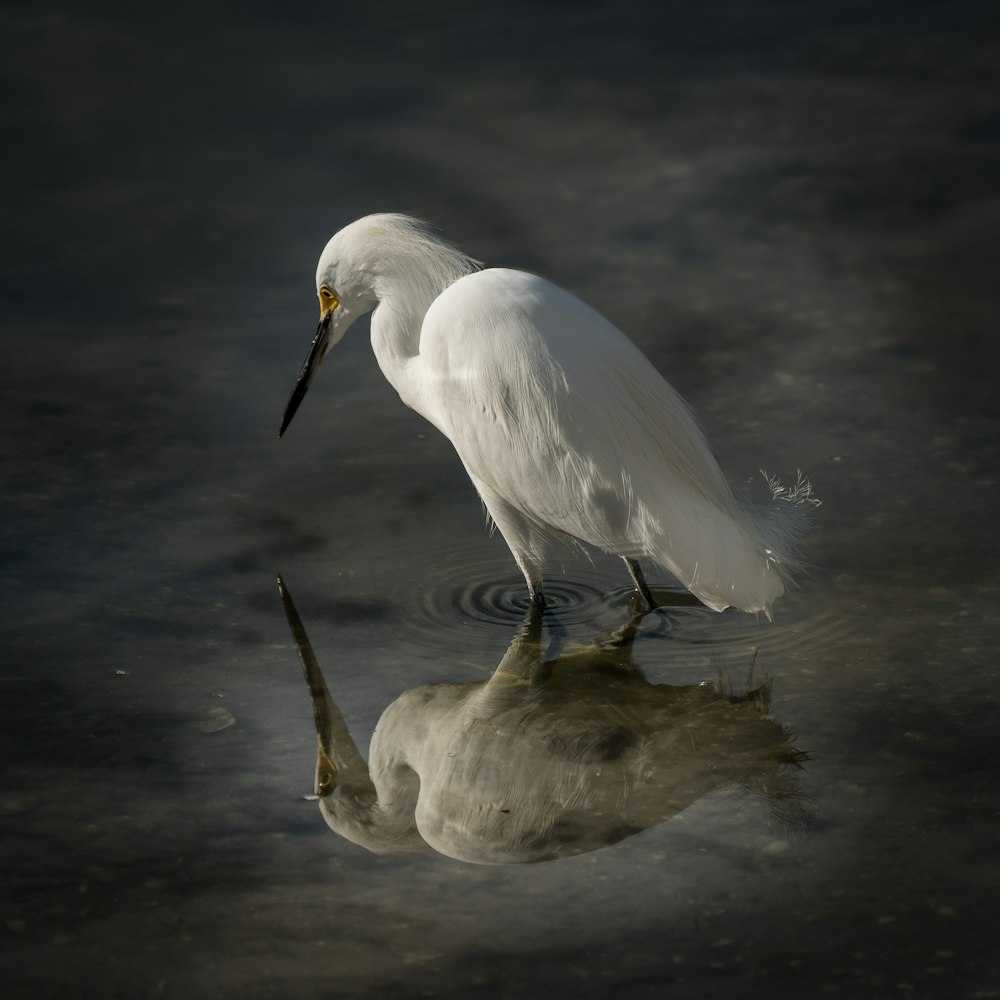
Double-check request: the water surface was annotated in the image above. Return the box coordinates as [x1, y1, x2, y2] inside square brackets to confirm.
[2, 2, 998, 997]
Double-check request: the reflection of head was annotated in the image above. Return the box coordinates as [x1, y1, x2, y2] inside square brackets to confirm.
[282, 581, 806, 865]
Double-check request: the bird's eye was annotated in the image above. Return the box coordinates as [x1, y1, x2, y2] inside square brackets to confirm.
[320, 285, 335, 300]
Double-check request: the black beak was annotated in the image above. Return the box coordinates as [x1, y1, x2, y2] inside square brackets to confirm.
[279, 311, 333, 437]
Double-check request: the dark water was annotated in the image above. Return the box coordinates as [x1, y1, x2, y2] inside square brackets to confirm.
[3, 2, 999, 997]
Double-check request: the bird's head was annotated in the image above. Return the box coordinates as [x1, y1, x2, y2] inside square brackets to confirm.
[279, 213, 478, 436]
[278, 223, 379, 437]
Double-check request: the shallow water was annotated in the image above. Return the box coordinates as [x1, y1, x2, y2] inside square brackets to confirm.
[3, 2, 999, 997]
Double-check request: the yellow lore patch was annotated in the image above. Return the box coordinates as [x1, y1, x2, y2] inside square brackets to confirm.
[318, 285, 339, 316]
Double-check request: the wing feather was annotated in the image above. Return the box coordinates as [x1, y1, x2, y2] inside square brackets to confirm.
[417, 269, 804, 615]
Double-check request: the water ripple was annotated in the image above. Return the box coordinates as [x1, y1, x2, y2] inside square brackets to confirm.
[392, 538, 840, 669]
[419, 570, 607, 629]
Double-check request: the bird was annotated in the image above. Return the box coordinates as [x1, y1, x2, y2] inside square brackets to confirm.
[279, 213, 817, 617]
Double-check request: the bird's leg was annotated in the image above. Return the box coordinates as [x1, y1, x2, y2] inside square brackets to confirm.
[511, 551, 546, 609]
[473, 485, 549, 610]
[624, 558, 659, 610]
[511, 548, 545, 609]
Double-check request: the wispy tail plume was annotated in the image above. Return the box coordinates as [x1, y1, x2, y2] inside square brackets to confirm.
[757, 469, 822, 577]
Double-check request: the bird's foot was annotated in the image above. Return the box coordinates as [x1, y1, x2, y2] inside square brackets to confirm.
[636, 588, 659, 612]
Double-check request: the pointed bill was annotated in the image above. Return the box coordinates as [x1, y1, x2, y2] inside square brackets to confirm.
[279, 310, 333, 436]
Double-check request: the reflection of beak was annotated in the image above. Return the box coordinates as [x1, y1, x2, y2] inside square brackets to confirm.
[279, 309, 334, 437]
[277, 574, 339, 796]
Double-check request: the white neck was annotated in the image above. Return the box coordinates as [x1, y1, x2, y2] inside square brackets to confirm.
[367, 248, 477, 411]
[323, 215, 480, 413]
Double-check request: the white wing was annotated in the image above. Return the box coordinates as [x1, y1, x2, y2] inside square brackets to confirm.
[416, 268, 800, 615]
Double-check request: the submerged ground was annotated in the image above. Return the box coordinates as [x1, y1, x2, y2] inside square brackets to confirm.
[2, 2, 999, 997]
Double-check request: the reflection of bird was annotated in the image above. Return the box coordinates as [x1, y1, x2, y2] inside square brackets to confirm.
[278, 577, 806, 865]
[280, 214, 817, 615]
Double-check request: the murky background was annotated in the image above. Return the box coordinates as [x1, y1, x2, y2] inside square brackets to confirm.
[3, 2, 999, 996]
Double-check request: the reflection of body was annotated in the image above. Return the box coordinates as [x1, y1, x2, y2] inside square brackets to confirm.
[281, 580, 806, 865]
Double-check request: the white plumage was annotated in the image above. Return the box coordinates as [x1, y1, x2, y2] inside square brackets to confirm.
[280, 213, 817, 617]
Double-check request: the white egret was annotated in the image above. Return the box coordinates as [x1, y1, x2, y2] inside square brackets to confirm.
[280, 214, 817, 616]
